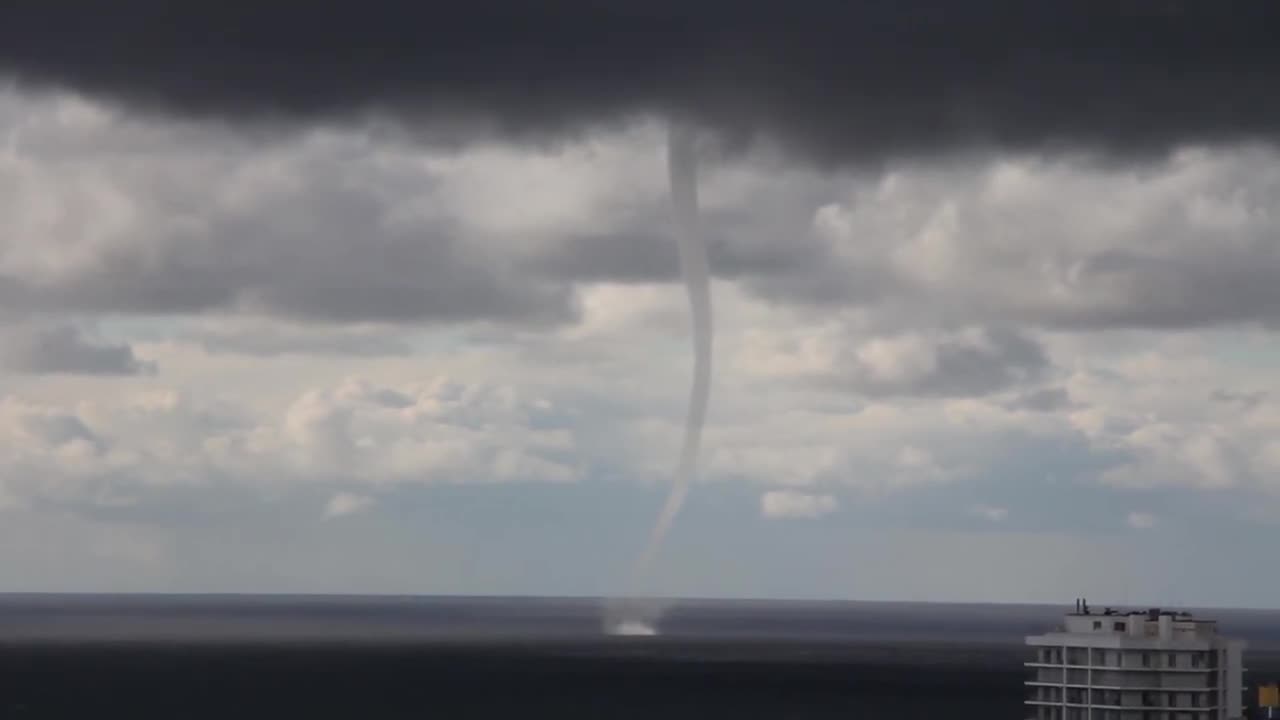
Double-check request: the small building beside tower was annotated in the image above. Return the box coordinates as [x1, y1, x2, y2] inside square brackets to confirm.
[1257, 682, 1279, 719]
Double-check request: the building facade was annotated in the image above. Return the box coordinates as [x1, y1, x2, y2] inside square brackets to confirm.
[1026, 601, 1245, 720]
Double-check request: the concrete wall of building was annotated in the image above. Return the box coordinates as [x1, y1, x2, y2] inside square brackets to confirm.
[1226, 639, 1245, 719]
[1028, 608, 1247, 720]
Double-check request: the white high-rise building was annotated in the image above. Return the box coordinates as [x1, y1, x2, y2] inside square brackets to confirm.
[1026, 600, 1246, 720]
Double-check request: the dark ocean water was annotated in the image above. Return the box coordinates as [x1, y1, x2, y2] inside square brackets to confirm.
[1, 595, 1277, 718]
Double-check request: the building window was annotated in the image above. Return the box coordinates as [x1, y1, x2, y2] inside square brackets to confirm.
[1142, 652, 1152, 667]
[1167, 652, 1177, 668]
[1093, 620, 1102, 630]
[1113, 621, 1125, 631]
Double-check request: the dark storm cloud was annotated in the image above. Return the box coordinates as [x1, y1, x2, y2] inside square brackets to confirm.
[2, 1, 1278, 163]
[874, 328, 1049, 398]
[17, 411, 105, 450]
[531, 173, 846, 286]
[1209, 389, 1268, 410]
[1, 323, 154, 376]
[1006, 388, 1074, 413]
[0, 246, 573, 327]
[534, 224, 820, 284]
[0, 225, 574, 326]
[1042, 250, 1280, 330]
[821, 328, 1050, 398]
[0, 119, 578, 326]
[192, 326, 412, 358]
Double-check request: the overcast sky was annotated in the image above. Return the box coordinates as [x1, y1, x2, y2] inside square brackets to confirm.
[2, 2, 1280, 606]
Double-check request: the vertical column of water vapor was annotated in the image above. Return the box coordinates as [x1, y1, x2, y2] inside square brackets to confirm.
[630, 122, 713, 598]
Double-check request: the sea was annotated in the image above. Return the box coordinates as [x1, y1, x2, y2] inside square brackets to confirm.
[1, 595, 1277, 718]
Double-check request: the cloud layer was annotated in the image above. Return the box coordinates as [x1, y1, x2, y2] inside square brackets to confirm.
[3, 2, 1279, 164]
[0, 376, 582, 515]
[0, 91, 575, 324]
[1, 322, 151, 375]
[3, 50, 1280, 602]
[9, 87, 1280, 337]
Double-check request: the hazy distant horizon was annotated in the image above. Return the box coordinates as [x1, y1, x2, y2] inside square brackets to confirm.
[4, 591, 1280, 613]
[3, 594, 1279, 652]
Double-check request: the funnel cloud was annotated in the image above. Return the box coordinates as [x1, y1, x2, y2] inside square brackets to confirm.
[605, 124, 711, 635]
[634, 123, 712, 583]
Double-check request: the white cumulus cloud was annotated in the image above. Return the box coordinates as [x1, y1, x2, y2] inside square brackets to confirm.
[760, 491, 838, 519]
[970, 504, 1009, 522]
[1127, 511, 1158, 530]
[324, 492, 375, 519]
